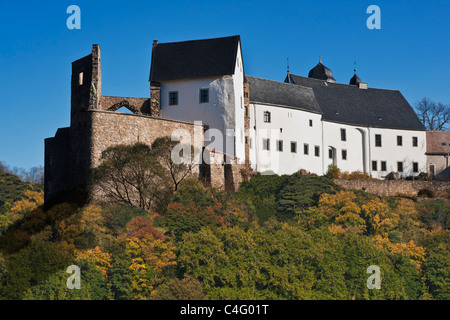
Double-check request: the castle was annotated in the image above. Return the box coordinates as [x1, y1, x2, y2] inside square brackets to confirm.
[44, 35, 427, 204]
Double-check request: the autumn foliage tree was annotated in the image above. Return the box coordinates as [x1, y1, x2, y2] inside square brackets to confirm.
[91, 143, 172, 211]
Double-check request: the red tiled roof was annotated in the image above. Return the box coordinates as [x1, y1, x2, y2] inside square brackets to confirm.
[426, 131, 450, 154]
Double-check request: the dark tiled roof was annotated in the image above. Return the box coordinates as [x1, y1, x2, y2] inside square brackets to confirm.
[308, 61, 336, 82]
[349, 72, 362, 86]
[149, 35, 241, 82]
[426, 131, 450, 154]
[285, 73, 426, 131]
[245, 75, 322, 114]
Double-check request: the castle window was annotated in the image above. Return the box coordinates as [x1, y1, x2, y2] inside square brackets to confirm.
[412, 136, 418, 147]
[262, 138, 270, 151]
[372, 161, 377, 171]
[309, 119, 313, 127]
[314, 145, 320, 157]
[381, 161, 387, 171]
[375, 134, 382, 147]
[169, 91, 178, 105]
[79, 72, 83, 85]
[413, 162, 419, 173]
[342, 149, 347, 160]
[263, 111, 271, 123]
[397, 135, 403, 146]
[303, 143, 309, 155]
[199, 89, 209, 103]
[340, 128, 346, 141]
[291, 142, 297, 153]
[276, 140, 283, 152]
[397, 161, 403, 173]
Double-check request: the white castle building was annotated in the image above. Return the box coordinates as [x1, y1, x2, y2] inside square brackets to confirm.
[150, 35, 426, 179]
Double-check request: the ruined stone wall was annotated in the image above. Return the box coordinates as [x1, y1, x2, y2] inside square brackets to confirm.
[89, 110, 203, 169]
[334, 178, 450, 198]
[44, 128, 71, 203]
[207, 151, 246, 192]
[99, 96, 152, 114]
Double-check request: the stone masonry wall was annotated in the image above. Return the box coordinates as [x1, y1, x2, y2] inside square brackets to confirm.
[334, 178, 450, 198]
[99, 96, 152, 114]
[89, 110, 203, 168]
[207, 151, 246, 192]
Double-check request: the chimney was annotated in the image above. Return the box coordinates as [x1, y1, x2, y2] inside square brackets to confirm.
[153, 40, 158, 47]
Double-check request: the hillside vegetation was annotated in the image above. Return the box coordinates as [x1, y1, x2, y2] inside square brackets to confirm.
[0, 170, 43, 206]
[0, 170, 448, 300]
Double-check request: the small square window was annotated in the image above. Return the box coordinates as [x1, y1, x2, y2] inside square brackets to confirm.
[413, 162, 419, 173]
[397, 136, 403, 146]
[262, 138, 270, 151]
[372, 161, 378, 171]
[375, 134, 382, 147]
[291, 142, 297, 153]
[397, 161, 403, 173]
[381, 161, 387, 171]
[341, 128, 346, 141]
[412, 137, 418, 147]
[199, 89, 209, 103]
[304, 143, 309, 155]
[169, 91, 178, 105]
[342, 149, 347, 160]
[276, 140, 283, 152]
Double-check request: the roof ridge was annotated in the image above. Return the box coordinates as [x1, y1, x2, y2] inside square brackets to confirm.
[155, 35, 240, 46]
[289, 73, 401, 92]
[246, 74, 314, 91]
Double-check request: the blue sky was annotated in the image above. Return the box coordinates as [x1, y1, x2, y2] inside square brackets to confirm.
[0, 0, 449, 169]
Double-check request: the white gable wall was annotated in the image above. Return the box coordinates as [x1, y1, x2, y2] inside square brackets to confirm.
[159, 76, 236, 156]
[159, 43, 245, 163]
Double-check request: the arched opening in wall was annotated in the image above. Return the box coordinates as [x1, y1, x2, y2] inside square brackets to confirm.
[115, 107, 134, 114]
[328, 146, 337, 167]
[356, 128, 367, 173]
[107, 100, 139, 114]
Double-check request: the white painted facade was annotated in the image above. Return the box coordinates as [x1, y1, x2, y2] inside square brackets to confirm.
[249, 106, 426, 178]
[159, 42, 245, 161]
[249, 103, 323, 175]
[155, 38, 427, 179]
[321, 122, 426, 178]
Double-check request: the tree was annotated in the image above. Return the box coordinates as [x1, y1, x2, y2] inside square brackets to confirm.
[151, 137, 198, 191]
[277, 173, 339, 220]
[91, 143, 172, 211]
[150, 275, 207, 300]
[415, 97, 450, 131]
